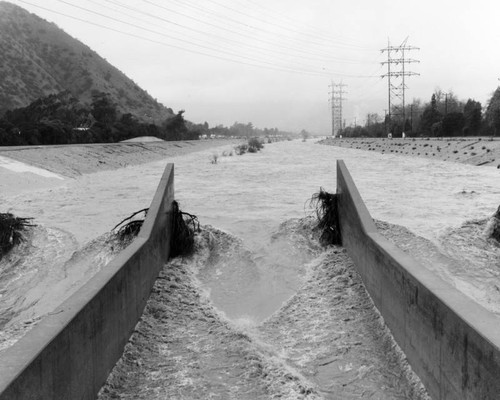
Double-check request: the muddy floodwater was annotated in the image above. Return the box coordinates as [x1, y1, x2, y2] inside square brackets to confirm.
[1, 140, 499, 398]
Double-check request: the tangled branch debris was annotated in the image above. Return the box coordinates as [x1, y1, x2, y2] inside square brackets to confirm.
[0, 213, 34, 260]
[170, 200, 199, 258]
[112, 208, 149, 240]
[309, 188, 342, 246]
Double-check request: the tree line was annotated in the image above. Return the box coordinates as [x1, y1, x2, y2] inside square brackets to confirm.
[340, 87, 500, 138]
[0, 91, 293, 146]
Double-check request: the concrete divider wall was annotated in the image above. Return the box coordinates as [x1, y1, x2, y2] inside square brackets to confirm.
[0, 163, 175, 400]
[336, 160, 500, 400]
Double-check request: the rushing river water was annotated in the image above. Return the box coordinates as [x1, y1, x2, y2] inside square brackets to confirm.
[173, 140, 500, 318]
[1, 139, 499, 398]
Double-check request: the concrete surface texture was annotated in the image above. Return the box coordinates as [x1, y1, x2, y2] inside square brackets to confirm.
[0, 164, 175, 400]
[336, 160, 500, 399]
[321, 137, 500, 168]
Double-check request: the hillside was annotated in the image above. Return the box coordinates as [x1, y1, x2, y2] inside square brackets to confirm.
[0, 2, 174, 122]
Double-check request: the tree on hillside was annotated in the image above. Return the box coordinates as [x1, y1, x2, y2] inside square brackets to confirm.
[403, 118, 412, 135]
[113, 113, 147, 141]
[406, 99, 423, 133]
[485, 87, 500, 136]
[419, 94, 442, 135]
[230, 122, 254, 137]
[365, 113, 381, 126]
[89, 92, 119, 142]
[90, 92, 117, 127]
[163, 110, 188, 141]
[434, 89, 463, 115]
[38, 119, 71, 144]
[463, 99, 482, 135]
[441, 112, 465, 136]
[340, 125, 366, 138]
[1, 92, 86, 144]
[363, 113, 384, 137]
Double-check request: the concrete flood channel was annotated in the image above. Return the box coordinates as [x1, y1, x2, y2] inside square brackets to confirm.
[98, 223, 428, 399]
[96, 163, 431, 399]
[2, 141, 500, 399]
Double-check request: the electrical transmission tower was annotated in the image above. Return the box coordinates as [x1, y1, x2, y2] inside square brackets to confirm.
[381, 37, 419, 132]
[329, 81, 347, 137]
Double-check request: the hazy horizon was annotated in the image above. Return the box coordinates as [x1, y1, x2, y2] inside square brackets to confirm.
[7, 0, 500, 134]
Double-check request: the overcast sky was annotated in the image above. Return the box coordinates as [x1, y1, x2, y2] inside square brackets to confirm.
[7, 0, 500, 133]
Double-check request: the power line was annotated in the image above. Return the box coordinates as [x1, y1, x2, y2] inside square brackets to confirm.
[203, 0, 365, 51]
[99, 0, 353, 71]
[17, 0, 374, 78]
[13, 0, 311, 74]
[53, 0, 342, 76]
[239, 0, 374, 50]
[144, 0, 377, 64]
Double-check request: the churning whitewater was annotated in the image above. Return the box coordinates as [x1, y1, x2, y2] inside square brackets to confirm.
[0, 228, 132, 352]
[98, 219, 429, 399]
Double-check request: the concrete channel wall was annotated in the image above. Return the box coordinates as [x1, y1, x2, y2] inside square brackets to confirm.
[336, 160, 500, 400]
[0, 163, 175, 400]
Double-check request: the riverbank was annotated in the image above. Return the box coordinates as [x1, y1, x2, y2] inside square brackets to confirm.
[319, 137, 500, 168]
[0, 138, 241, 196]
[0, 138, 244, 351]
[0, 138, 241, 178]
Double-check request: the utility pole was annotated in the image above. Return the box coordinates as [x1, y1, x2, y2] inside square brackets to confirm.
[328, 81, 347, 137]
[381, 37, 419, 134]
[410, 104, 413, 132]
[384, 109, 388, 134]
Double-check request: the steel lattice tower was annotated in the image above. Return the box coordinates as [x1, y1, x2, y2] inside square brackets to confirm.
[329, 81, 347, 137]
[381, 38, 419, 131]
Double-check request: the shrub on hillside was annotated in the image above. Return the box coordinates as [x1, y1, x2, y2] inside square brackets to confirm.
[248, 137, 263, 152]
[234, 143, 247, 155]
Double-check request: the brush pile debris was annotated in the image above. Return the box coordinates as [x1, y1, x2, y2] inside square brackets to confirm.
[170, 200, 199, 258]
[309, 188, 342, 246]
[112, 208, 149, 240]
[0, 212, 34, 260]
[111, 201, 199, 258]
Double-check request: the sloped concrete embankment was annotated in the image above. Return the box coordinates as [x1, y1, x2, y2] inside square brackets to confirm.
[337, 160, 500, 399]
[0, 164, 175, 399]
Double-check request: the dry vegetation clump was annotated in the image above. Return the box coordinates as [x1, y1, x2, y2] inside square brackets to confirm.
[0, 213, 34, 260]
[170, 200, 199, 258]
[489, 206, 500, 242]
[112, 208, 149, 240]
[309, 188, 342, 246]
[234, 137, 264, 155]
[234, 143, 248, 155]
[111, 202, 200, 258]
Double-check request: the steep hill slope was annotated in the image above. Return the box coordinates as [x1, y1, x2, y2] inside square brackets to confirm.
[0, 2, 173, 122]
